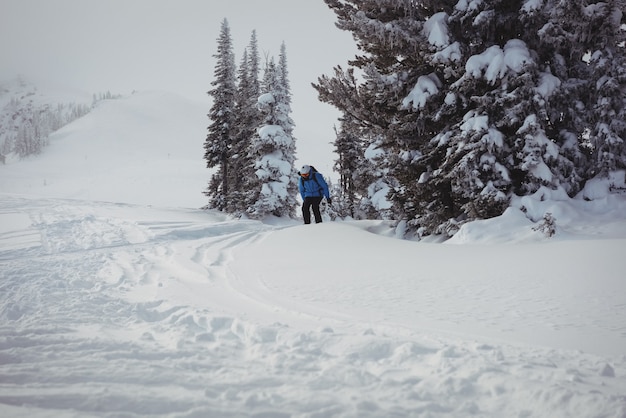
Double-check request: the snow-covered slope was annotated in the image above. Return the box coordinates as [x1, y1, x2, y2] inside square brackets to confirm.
[0, 78, 93, 163]
[1, 90, 625, 417]
[0, 90, 208, 208]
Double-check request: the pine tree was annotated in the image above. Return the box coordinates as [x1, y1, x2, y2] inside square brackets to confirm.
[332, 114, 371, 218]
[249, 43, 299, 218]
[237, 30, 264, 213]
[229, 32, 262, 214]
[204, 19, 237, 210]
[574, 0, 626, 178]
[316, 0, 626, 237]
[315, 0, 456, 232]
[519, 0, 626, 188]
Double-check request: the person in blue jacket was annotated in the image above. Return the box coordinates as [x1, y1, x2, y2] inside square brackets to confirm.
[298, 165, 331, 224]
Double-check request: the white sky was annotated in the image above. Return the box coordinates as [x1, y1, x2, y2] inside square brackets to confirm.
[0, 0, 358, 175]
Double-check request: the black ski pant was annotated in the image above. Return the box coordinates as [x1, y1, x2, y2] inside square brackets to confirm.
[302, 196, 323, 224]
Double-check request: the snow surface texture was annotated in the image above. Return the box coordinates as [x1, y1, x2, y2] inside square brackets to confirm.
[1, 92, 626, 417]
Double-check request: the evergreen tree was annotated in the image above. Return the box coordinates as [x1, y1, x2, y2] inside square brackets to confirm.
[316, 0, 626, 237]
[572, 0, 626, 177]
[204, 19, 237, 210]
[240, 30, 264, 211]
[247, 30, 262, 99]
[227, 48, 252, 214]
[332, 114, 370, 218]
[519, 0, 625, 189]
[229, 31, 262, 214]
[249, 43, 299, 218]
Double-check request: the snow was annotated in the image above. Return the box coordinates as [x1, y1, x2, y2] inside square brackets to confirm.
[258, 125, 291, 148]
[0, 91, 208, 208]
[1, 91, 626, 417]
[363, 141, 384, 161]
[367, 180, 393, 211]
[584, 3, 608, 18]
[536, 71, 561, 98]
[522, 0, 544, 13]
[481, 128, 504, 151]
[460, 111, 489, 133]
[455, 0, 483, 13]
[257, 92, 275, 106]
[433, 42, 462, 64]
[423, 13, 450, 48]
[465, 40, 533, 84]
[401, 74, 441, 110]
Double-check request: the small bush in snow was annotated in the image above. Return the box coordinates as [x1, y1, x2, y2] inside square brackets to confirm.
[533, 212, 556, 238]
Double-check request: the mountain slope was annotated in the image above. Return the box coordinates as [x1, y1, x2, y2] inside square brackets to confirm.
[0, 90, 208, 208]
[1, 88, 626, 417]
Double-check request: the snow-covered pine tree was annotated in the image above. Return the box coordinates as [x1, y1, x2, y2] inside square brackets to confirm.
[247, 30, 261, 98]
[529, 0, 624, 191]
[427, 3, 548, 229]
[442, 0, 625, 219]
[318, 0, 625, 237]
[333, 118, 357, 218]
[332, 113, 372, 219]
[229, 31, 263, 215]
[277, 42, 296, 142]
[248, 43, 299, 218]
[315, 0, 460, 234]
[571, 0, 626, 178]
[204, 19, 237, 211]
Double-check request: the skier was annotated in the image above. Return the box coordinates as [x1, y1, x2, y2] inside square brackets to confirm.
[298, 165, 331, 224]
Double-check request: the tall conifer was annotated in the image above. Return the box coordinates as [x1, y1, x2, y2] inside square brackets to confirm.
[204, 19, 237, 210]
[230, 31, 263, 214]
[249, 44, 299, 218]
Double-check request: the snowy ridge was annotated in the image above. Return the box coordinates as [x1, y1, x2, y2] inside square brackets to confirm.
[1, 91, 626, 416]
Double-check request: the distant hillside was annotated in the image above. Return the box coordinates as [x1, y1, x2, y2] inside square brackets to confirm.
[0, 77, 93, 161]
[0, 88, 210, 208]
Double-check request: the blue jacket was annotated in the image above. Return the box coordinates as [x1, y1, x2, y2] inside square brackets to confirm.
[299, 172, 330, 200]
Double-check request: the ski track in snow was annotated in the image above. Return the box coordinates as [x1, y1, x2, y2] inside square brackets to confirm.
[1, 195, 625, 417]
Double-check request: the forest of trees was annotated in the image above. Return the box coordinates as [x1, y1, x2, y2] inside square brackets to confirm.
[0, 81, 123, 160]
[313, 0, 626, 237]
[0, 86, 91, 159]
[203, 20, 299, 218]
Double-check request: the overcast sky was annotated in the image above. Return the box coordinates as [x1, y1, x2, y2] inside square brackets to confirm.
[0, 0, 358, 174]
